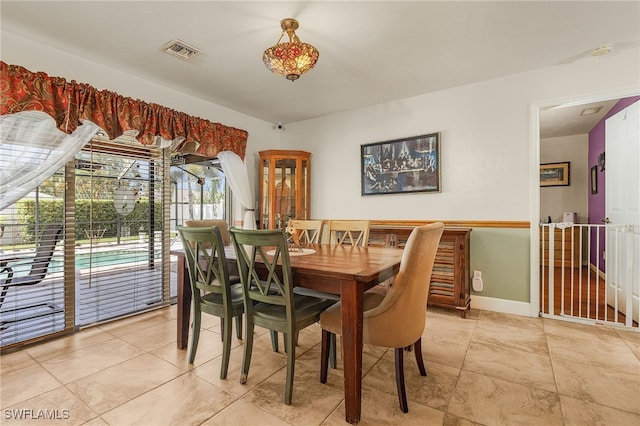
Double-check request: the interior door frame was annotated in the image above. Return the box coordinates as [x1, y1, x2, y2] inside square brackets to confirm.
[529, 87, 640, 318]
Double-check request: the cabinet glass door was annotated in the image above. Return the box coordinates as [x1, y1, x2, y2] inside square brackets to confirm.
[259, 150, 310, 229]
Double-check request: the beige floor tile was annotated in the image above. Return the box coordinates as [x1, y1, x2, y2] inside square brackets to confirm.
[1, 364, 62, 409]
[2, 386, 97, 425]
[363, 352, 460, 412]
[422, 324, 473, 369]
[479, 311, 545, 330]
[24, 327, 115, 363]
[322, 385, 445, 426]
[193, 336, 288, 398]
[242, 360, 344, 425]
[447, 370, 563, 426]
[202, 399, 292, 425]
[559, 394, 640, 426]
[97, 308, 174, 337]
[152, 328, 241, 369]
[463, 340, 556, 392]
[79, 417, 109, 426]
[472, 319, 549, 355]
[544, 319, 640, 374]
[552, 357, 640, 414]
[542, 317, 622, 341]
[0, 349, 37, 374]
[297, 338, 387, 378]
[100, 374, 237, 425]
[66, 353, 184, 414]
[547, 332, 640, 374]
[442, 412, 482, 426]
[40, 338, 144, 384]
[616, 327, 640, 360]
[117, 318, 177, 352]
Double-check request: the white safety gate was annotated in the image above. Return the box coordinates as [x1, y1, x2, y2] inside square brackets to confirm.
[540, 223, 639, 330]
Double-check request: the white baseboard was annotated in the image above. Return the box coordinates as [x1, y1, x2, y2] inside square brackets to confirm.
[471, 295, 533, 317]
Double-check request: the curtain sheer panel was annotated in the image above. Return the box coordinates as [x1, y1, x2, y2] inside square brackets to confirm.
[218, 151, 256, 229]
[0, 112, 100, 210]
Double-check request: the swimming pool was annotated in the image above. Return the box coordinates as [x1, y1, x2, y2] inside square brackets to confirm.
[5, 249, 161, 274]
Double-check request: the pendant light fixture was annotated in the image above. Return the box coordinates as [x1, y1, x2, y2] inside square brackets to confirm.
[263, 18, 319, 81]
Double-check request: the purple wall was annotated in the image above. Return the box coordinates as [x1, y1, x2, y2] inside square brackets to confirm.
[588, 96, 640, 269]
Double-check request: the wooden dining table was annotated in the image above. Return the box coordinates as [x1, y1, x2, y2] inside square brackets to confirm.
[172, 243, 403, 424]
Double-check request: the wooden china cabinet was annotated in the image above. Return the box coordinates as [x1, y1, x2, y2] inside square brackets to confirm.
[259, 150, 311, 229]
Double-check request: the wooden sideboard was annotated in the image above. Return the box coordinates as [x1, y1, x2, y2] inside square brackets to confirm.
[368, 225, 472, 318]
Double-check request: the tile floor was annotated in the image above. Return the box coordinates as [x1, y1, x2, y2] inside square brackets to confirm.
[1, 306, 639, 425]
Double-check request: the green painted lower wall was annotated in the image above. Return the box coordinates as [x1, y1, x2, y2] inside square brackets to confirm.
[469, 227, 530, 303]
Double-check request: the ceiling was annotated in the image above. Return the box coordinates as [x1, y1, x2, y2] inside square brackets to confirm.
[2, 1, 639, 136]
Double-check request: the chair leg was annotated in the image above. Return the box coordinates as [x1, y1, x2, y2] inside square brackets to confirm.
[414, 338, 427, 376]
[220, 314, 234, 379]
[240, 320, 254, 384]
[284, 330, 296, 405]
[235, 315, 243, 340]
[329, 332, 337, 369]
[320, 329, 330, 383]
[394, 347, 409, 413]
[189, 310, 202, 364]
[219, 318, 224, 342]
[270, 330, 279, 352]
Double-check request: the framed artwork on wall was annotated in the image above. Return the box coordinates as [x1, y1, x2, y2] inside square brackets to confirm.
[540, 162, 570, 187]
[361, 132, 441, 196]
[591, 165, 598, 194]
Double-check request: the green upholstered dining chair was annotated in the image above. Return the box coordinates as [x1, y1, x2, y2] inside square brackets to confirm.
[229, 227, 336, 405]
[319, 222, 444, 413]
[177, 225, 244, 378]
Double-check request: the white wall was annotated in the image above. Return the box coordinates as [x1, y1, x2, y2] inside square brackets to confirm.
[540, 134, 589, 223]
[281, 49, 640, 225]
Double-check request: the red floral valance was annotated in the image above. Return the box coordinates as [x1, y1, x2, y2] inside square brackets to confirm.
[0, 62, 247, 159]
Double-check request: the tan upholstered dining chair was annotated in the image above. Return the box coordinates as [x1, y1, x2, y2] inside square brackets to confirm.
[327, 219, 370, 247]
[185, 219, 231, 246]
[319, 222, 444, 413]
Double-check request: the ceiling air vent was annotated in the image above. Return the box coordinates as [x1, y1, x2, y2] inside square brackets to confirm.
[161, 39, 202, 61]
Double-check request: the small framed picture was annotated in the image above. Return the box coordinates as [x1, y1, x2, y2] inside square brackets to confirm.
[540, 162, 570, 187]
[591, 165, 598, 194]
[361, 133, 441, 195]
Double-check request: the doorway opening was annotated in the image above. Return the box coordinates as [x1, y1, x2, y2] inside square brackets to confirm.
[534, 91, 640, 330]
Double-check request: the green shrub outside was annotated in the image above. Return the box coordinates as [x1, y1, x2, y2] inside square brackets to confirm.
[15, 199, 163, 243]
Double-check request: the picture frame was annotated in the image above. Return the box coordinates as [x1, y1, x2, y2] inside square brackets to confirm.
[591, 165, 598, 194]
[361, 132, 441, 196]
[540, 162, 570, 187]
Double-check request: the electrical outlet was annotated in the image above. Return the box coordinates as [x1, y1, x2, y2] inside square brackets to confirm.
[473, 270, 482, 278]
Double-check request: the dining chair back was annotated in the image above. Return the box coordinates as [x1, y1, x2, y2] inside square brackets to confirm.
[177, 225, 243, 378]
[288, 219, 324, 244]
[185, 219, 231, 246]
[319, 222, 444, 413]
[230, 227, 335, 405]
[327, 220, 371, 247]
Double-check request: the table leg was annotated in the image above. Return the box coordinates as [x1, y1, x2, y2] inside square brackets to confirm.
[341, 278, 364, 424]
[176, 254, 191, 349]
